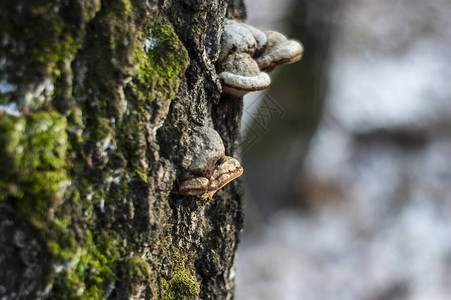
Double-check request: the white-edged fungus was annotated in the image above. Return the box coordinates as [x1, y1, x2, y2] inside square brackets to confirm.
[255, 30, 304, 72]
[241, 23, 267, 56]
[217, 20, 304, 97]
[218, 53, 271, 97]
[218, 19, 258, 62]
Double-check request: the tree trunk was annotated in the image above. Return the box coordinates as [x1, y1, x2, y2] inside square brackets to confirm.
[0, 1, 245, 299]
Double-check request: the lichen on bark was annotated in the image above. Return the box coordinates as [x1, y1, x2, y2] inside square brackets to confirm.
[0, 0, 245, 299]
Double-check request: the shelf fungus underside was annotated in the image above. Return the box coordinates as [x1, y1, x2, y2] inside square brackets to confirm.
[180, 156, 244, 200]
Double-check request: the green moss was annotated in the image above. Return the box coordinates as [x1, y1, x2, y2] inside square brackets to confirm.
[134, 21, 189, 103]
[134, 169, 148, 183]
[1, 1, 193, 299]
[159, 246, 200, 300]
[0, 1, 80, 108]
[0, 110, 126, 298]
[47, 225, 153, 299]
[48, 230, 123, 299]
[124, 255, 152, 283]
[94, 117, 114, 141]
[162, 270, 200, 300]
[122, 0, 133, 14]
[0, 111, 69, 212]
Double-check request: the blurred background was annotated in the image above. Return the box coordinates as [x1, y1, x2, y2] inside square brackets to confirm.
[235, 0, 451, 299]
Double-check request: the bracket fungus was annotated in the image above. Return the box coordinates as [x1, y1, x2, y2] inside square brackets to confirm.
[180, 156, 244, 200]
[181, 126, 225, 176]
[255, 30, 304, 72]
[217, 19, 303, 97]
[218, 53, 271, 97]
[179, 126, 243, 200]
[218, 19, 259, 62]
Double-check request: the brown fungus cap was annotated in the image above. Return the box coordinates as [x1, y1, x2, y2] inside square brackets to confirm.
[208, 156, 243, 191]
[255, 30, 304, 72]
[179, 156, 244, 200]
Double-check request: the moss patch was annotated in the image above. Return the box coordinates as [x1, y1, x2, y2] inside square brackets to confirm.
[124, 255, 152, 283]
[48, 230, 123, 299]
[162, 270, 200, 300]
[160, 246, 200, 300]
[134, 21, 189, 103]
[0, 111, 69, 214]
[0, 1, 82, 109]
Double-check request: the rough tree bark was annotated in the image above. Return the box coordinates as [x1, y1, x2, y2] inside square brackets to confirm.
[0, 0, 245, 299]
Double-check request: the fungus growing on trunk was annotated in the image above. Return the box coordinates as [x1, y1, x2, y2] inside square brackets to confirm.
[256, 30, 304, 72]
[179, 127, 243, 200]
[180, 156, 244, 200]
[218, 53, 271, 97]
[217, 20, 303, 96]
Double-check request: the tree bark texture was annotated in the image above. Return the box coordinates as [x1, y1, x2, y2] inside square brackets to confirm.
[0, 0, 245, 299]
